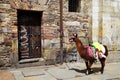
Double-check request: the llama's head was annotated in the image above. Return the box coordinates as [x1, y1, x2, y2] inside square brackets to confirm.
[69, 33, 78, 43]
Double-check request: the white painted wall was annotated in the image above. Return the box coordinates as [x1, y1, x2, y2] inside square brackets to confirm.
[102, 0, 120, 50]
[92, 0, 120, 50]
[92, 0, 99, 42]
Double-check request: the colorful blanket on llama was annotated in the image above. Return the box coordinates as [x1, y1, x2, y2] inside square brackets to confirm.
[89, 42, 105, 54]
[86, 42, 106, 59]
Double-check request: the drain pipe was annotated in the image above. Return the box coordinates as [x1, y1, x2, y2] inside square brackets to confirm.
[60, 0, 63, 64]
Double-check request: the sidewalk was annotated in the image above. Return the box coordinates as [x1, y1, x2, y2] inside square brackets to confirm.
[0, 70, 15, 80]
[6, 62, 120, 80]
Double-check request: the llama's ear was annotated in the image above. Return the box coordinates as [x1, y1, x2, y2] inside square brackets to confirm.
[73, 33, 78, 38]
[73, 33, 75, 37]
[75, 34, 78, 38]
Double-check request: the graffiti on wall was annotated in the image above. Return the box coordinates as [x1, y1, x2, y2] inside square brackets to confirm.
[20, 26, 29, 58]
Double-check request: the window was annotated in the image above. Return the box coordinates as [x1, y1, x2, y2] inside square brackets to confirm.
[68, 0, 81, 12]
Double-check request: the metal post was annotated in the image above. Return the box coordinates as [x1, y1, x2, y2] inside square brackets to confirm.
[60, 0, 63, 64]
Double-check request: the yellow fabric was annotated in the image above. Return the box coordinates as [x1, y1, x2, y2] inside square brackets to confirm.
[92, 42, 102, 51]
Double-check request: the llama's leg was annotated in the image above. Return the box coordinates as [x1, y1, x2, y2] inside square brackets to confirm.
[85, 61, 89, 75]
[100, 58, 106, 74]
[88, 61, 94, 72]
[85, 61, 93, 74]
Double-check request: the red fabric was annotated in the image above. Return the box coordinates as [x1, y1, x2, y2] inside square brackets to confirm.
[86, 46, 94, 57]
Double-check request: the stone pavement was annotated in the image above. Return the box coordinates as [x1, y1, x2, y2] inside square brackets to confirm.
[0, 70, 15, 80]
[4, 62, 120, 80]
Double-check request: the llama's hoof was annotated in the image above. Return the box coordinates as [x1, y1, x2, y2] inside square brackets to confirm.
[100, 70, 104, 74]
[101, 71, 103, 74]
[90, 69, 93, 72]
[86, 70, 89, 75]
[89, 69, 93, 74]
[86, 69, 93, 75]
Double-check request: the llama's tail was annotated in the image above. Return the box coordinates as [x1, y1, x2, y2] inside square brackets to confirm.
[103, 45, 108, 57]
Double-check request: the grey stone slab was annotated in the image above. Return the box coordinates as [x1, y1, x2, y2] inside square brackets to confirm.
[22, 69, 45, 77]
[88, 70, 120, 80]
[46, 68, 82, 80]
[10, 70, 24, 80]
[99, 71, 120, 80]
[34, 72, 57, 80]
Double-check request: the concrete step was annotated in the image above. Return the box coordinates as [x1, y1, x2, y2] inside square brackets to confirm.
[16, 58, 45, 68]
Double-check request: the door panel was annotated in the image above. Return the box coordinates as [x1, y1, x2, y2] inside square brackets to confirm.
[19, 25, 41, 59]
[29, 26, 41, 58]
[17, 10, 42, 60]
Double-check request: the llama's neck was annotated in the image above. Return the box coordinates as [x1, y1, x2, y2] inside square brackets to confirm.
[75, 38, 85, 53]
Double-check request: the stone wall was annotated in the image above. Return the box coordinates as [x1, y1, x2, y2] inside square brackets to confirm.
[0, 1, 13, 67]
[42, 0, 92, 62]
[0, 0, 120, 67]
[0, 0, 91, 67]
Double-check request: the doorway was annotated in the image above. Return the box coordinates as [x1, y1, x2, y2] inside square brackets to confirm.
[17, 9, 42, 60]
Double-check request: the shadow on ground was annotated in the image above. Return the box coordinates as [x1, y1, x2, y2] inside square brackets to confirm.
[69, 67, 101, 74]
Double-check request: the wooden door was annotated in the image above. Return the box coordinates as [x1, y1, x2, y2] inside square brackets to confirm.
[17, 10, 42, 60]
[29, 26, 41, 58]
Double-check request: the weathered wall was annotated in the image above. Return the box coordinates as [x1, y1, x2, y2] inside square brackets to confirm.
[0, 0, 120, 67]
[0, 1, 13, 67]
[0, 0, 50, 66]
[41, 0, 92, 62]
[92, 0, 100, 42]
[102, 0, 120, 50]
[102, 0, 120, 62]
[92, 0, 120, 62]
[0, 0, 91, 67]
[92, 0, 120, 50]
